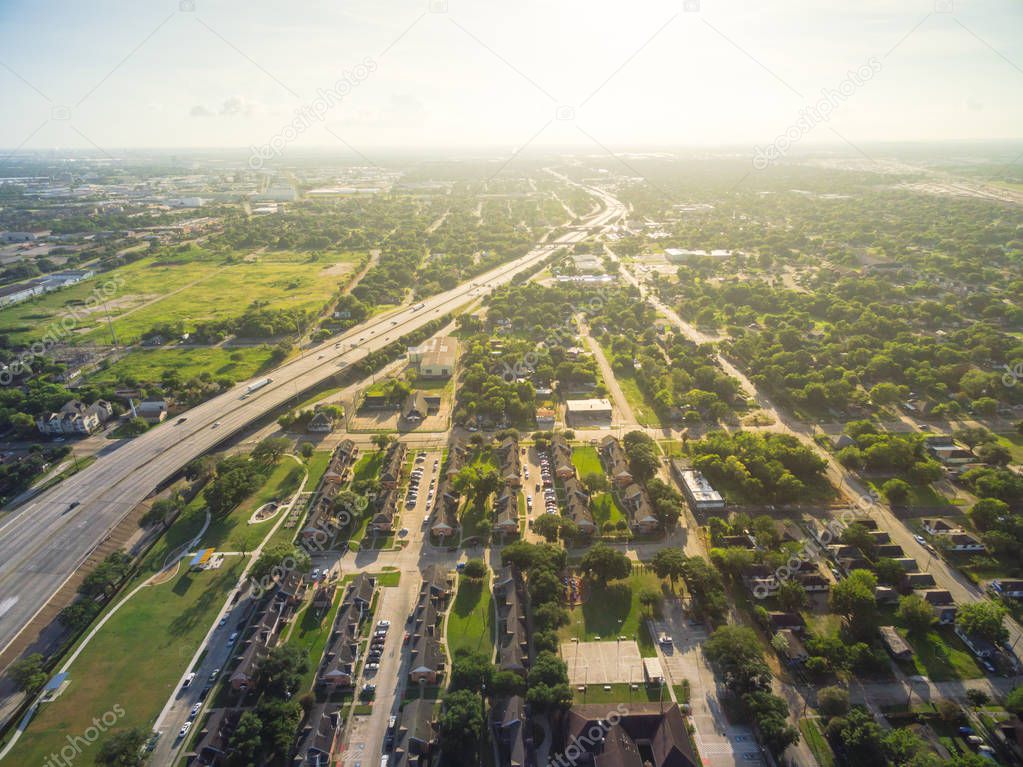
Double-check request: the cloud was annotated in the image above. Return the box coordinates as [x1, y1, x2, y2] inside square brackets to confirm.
[189, 104, 213, 117]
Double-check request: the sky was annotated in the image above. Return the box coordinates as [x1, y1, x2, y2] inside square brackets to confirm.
[1, 0, 1022, 157]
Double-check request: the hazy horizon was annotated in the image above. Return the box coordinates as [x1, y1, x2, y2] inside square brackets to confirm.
[2, 0, 1022, 159]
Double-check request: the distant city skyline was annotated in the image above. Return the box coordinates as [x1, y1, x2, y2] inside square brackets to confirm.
[2, 0, 1022, 157]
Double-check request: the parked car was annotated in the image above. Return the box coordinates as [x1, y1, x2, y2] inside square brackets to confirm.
[182, 673, 196, 689]
[178, 722, 192, 739]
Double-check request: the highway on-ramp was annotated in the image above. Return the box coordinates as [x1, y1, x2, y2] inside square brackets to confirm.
[0, 189, 625, 660]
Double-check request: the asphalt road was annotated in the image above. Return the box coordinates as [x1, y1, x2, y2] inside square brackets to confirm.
[0, 190, 626, 660]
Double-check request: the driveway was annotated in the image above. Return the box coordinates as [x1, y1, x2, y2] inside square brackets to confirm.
[650, 605, 765, 767]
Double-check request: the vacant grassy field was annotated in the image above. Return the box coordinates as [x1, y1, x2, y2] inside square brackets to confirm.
[446, 572, 494, 658]
[561, 571, 662, 656]
[590, 492, 626, 528]
[571, 446, 603, 479]
[996, 432, 1023, 464]
[799, 718, 835, 767]
[615, 373, 668, 428]
[9, 559, 245, 766]
[572, 682, 662, 704]
[867, 477, 950, 507]
[304, 450, 333, 491]
[89, 345, 275, 386]
[897, 626, 984, 681]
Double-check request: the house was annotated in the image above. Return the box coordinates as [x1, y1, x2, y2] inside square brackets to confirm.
[190, 708, 243, 765]
[371, 486, 398, 533]
[944, 531, 986, 553]
[408, 336, 457, 379]
[312, 582, 337, 610]
[86, 399, 114, 424]
[922, 518, 960, 535]
[880, 626, 913, 660]
[874, 544, 907, 560]
[495, 437, 522, 487]
[922, 590, 957, 625]
[393, 699, 437, 767]
[136, 397, 168, 423]
[380, 442, 407, 488]
[402, 391, 430, 423]
[307, 411, 335, 433]
[620, 483, 659, 533]
[278, 570, 308, 607]
[671, 461, 725, 513]
[867, 530, 891, 545]
[550, 434, 576, 479]
[430, 479, 460, 539]
[565, 398, 613, 427]
[348, 573, 375, 610]
[599, 436, 633, 485]
[535, 408, 556, 429]
[36, 399, 101, 436]
[776, 629, 808, 664]
[876, 586, 900, 605]
[927, 441, 974, 465]
[292, 704, 343, 766]
[990, 579, 1023, 599]
[768, 612, 805, 634]
[560, 704, 699, 767]
[409, 634, 445, 683]
[229, 601, 284, 690]
[492, 695, 529, 767]
[904, 572, 937, 590]
[421, 564, 453, 600]
[495, 566, 530, 675]
[318, 601, 363, 690]
[445, 441, 468, 480]
[562, 477, 596, 536]
[493, 490, 520, 536]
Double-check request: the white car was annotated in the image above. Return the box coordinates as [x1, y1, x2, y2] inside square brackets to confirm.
[377, 620, 391, 629]
[178, 721, 192, 739]
[190, 702, 202, 718]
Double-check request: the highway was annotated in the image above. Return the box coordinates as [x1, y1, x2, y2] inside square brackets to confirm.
[0, 189, 626, 661]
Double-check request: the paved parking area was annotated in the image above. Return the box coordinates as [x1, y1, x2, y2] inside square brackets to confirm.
[561, 640, 644, 685]
[649, 611, 765, 767]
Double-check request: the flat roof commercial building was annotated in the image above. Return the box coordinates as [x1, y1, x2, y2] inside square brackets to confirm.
[564, 398, 612, 427]
[671, 461, 724, 513]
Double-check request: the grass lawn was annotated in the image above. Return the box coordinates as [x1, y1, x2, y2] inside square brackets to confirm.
[304, 450, 332, 491]
[8, 559, 245, 766]
[573, 682, 663, 704]
[351, 451, 385, 483]
[88, 345, 275, 386]
[897, 626, 984, 681]
[203, 458, 306, 552]
[288, 587, 346, 692]
[799, 718, 835, 767]
[137, 488, 210, 575]
[446, 573, 494, 658]
[615, 373, 669, 428]
[590, 492, 627, 529]
[33, 455, 97, 492]
[561, 571, 664, 654]
[867, 477, 950, 507]
[996, 432, 1023, 464]
[571, 446, 604, 479]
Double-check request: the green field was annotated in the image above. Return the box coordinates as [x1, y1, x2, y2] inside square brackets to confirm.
[288, 586, 346, 692]
[615, 373, 669, 428]
[89, 345, 275, 385]
[571, 446, 603, 479]
[996, 432, 1023, 464]
[590, 492, 627, 529]
[867, 477, 951, 507]
[572, 682, 662, 704]
[446, 572, 495, 657]
[799, 718, 835, 767]
[561, 571, 662, 656]
[897, 626, 984, 681]
[8, 559, 245, 766]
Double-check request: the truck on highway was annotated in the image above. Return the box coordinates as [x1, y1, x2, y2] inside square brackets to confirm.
[411, 302, 426, 312]
[242, 377, 273, 397]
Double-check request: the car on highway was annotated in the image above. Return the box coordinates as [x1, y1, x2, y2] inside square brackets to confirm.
[913, 534, 926, 545]
[209, 667, 220, 681]
[190, 702, 202, 719]
[377, 620, 391, 629]
[182, 672, 196, 689]
[212, 421, 220, 429]
[228, 632, 239, 644]
[178, 721, 192, 739]
[176, 417, 187, 425]
[66, 501, 80, 511]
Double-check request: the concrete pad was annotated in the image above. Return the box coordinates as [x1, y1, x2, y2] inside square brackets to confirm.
[561, 640, 645, 685]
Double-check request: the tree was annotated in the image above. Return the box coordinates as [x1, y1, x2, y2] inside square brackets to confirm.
[880, 478, 911, 504]
[528, 568, 563, 606]
[638, 587, 661, 615]
[651, 548, 686, 591]
[776, 579, 808, 612]
[250, 543, 310, 584]
[969, 498, 1009, 532]
[252, 436, 291, 464]
[533, 513, 561, 543]
[95, 728, 148, 767]
[449, 650, 495, 692]
[491, 669, 527, 698]
[371, 433, 391, 451]
[874, 557, 906, 587]
[976, 442, 1012, 466]
[896, 595, 934, 635]
[578, 544, 631, 586]
[704, 625, 770, 695]
[533, 602, 568, 632]
[817, 686, 850, 718]
[462, 559, 487, 579]
[228, 710, 264, 764]
[439, 689, 485, 753]
[956, 601, 1008, 644]
[965, 689, 990, 707]
[830, 569, 878, 636]
[1006, 684, 1023, 715]
[9, 653, 47, 694]
[581, 472, 609, 493]
[257, 645, 309, 698]
[744, 691, 799, 757]
[257, 697, 303, 755]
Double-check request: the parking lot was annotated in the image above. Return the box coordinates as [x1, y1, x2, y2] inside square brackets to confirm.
[648, 610, 765, 767]
[561, 640, 645, 685]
